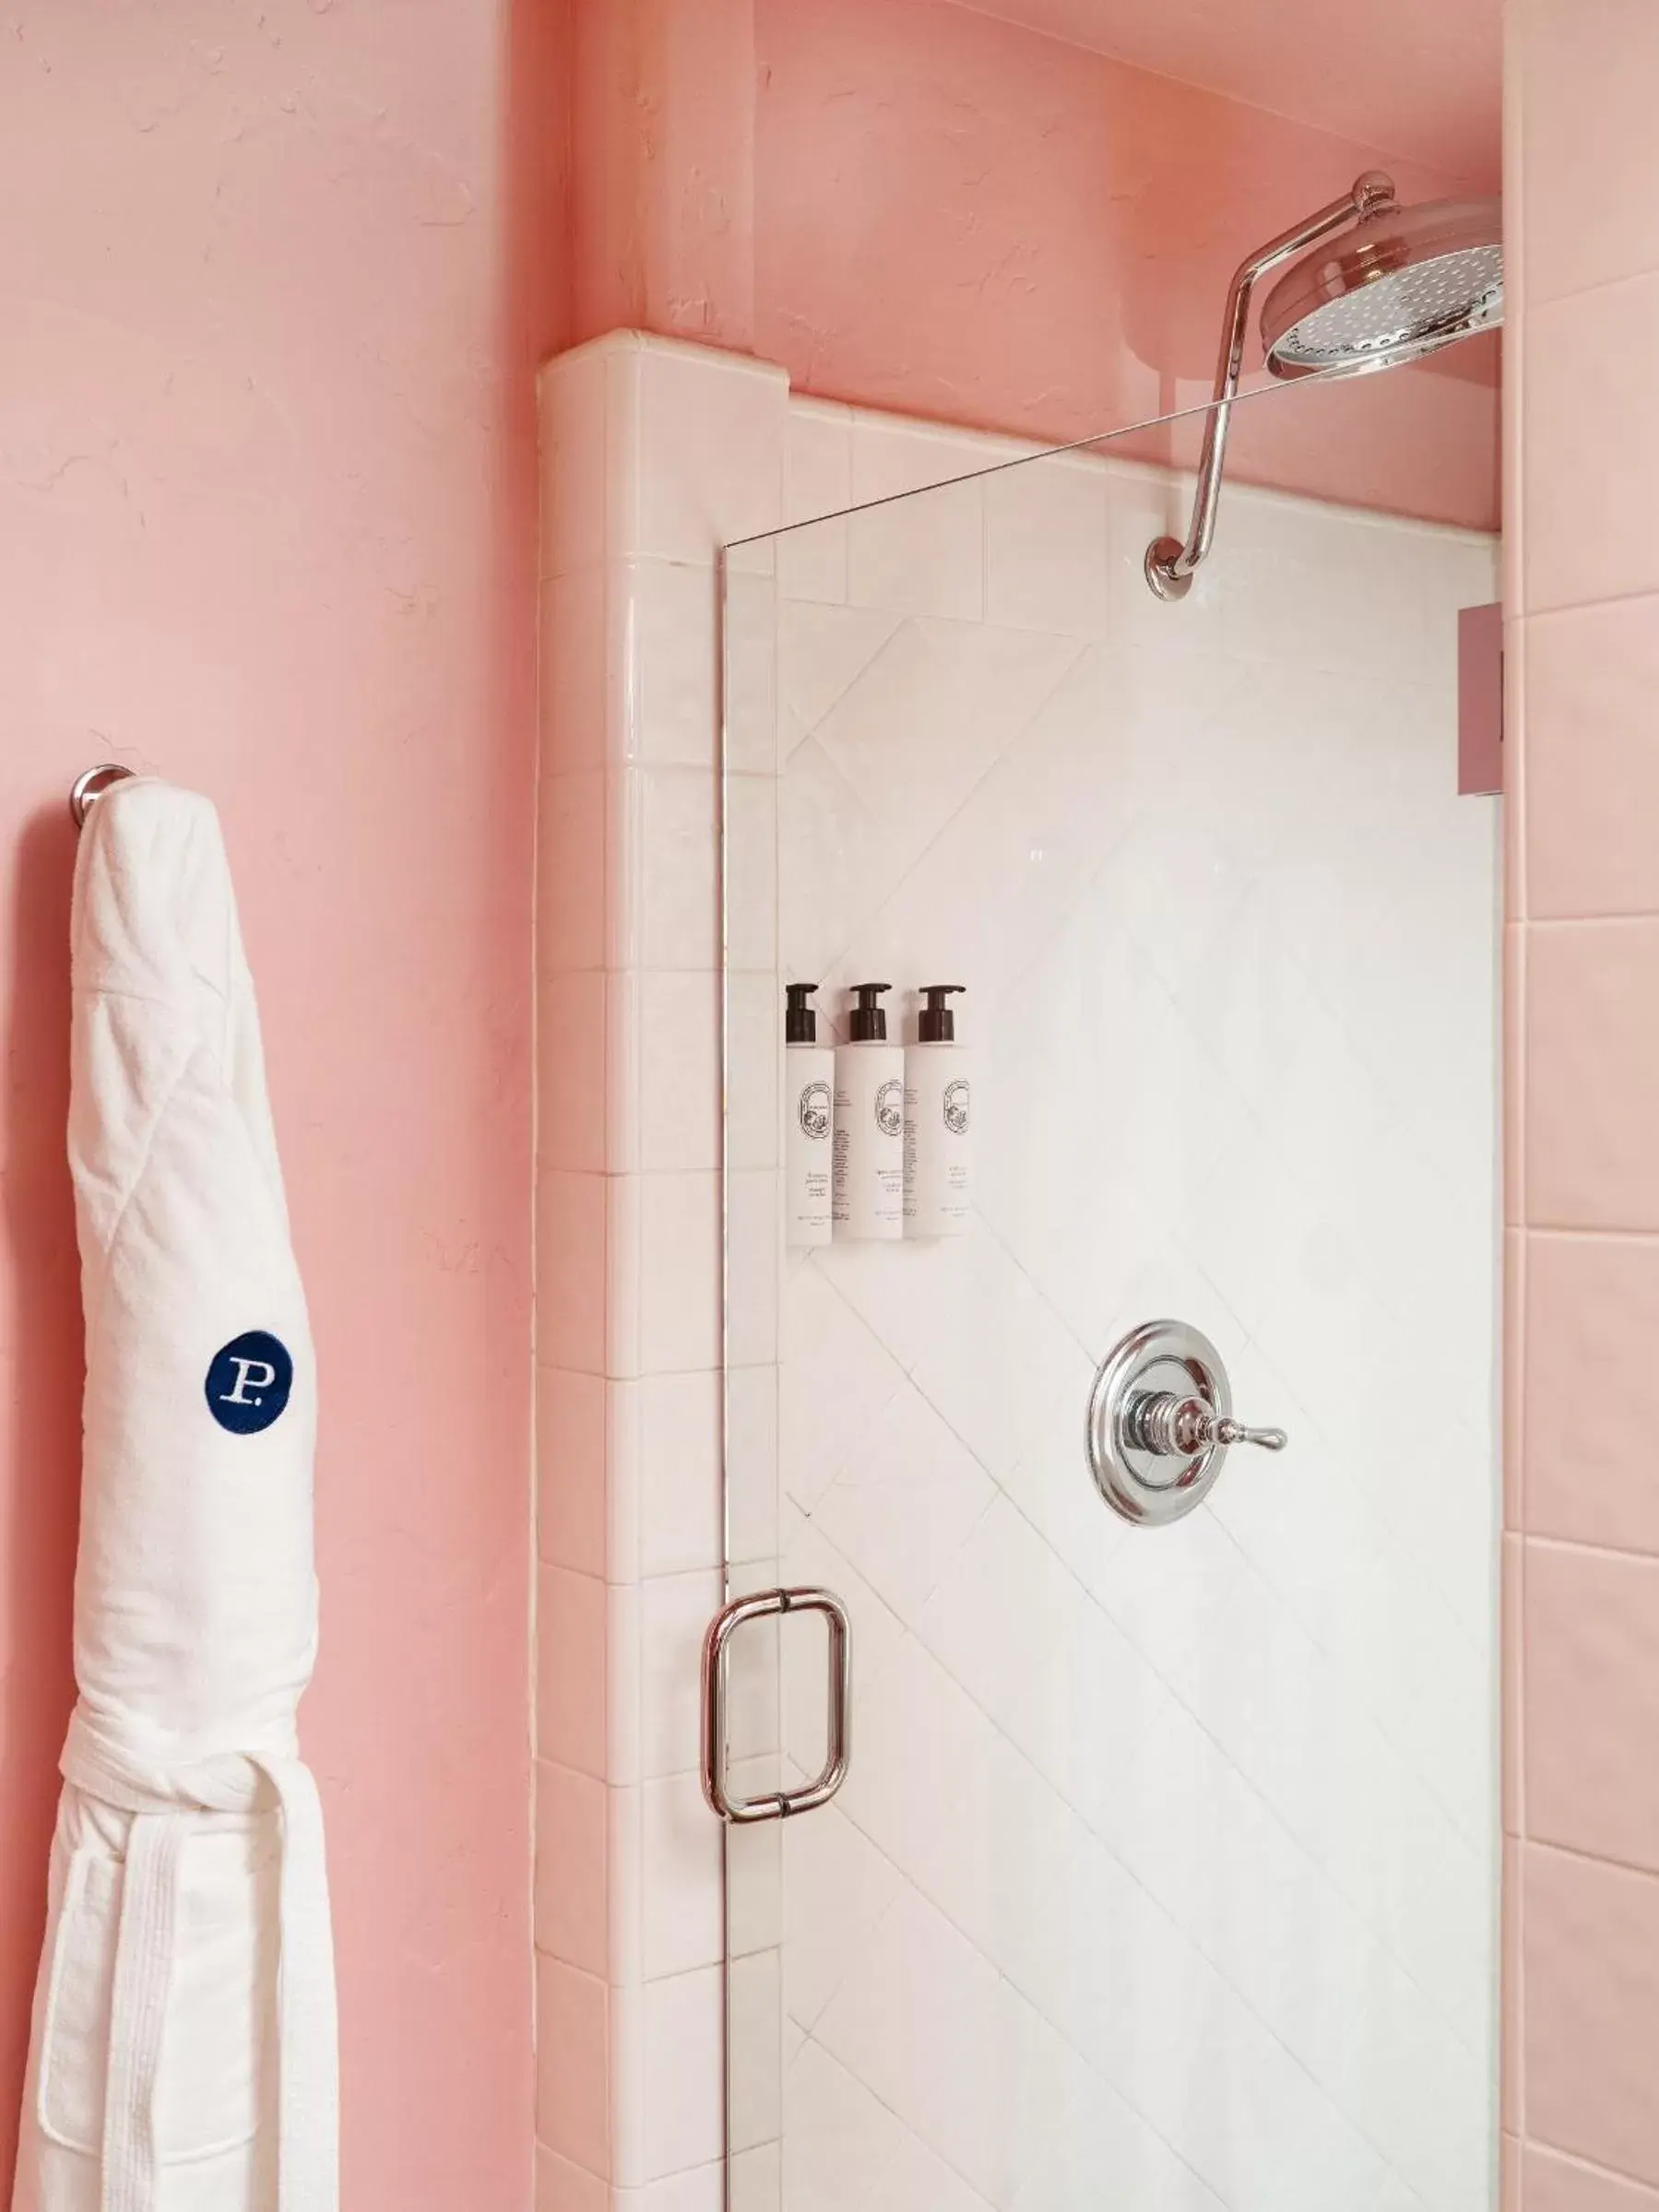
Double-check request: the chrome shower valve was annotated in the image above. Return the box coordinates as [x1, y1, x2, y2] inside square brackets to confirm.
[1128, 1390, 1287, 1461]
[1087, 1319, 1287, 1527]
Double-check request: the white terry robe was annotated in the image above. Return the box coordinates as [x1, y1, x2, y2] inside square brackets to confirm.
[11, 779, 338, 2212]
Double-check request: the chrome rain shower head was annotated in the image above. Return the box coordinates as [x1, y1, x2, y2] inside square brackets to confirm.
[1144, 174, 1504, 601]
[1260, 195, 1503, 378]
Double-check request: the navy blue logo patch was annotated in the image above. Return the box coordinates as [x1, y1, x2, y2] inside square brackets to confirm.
[205, 1331, 293, 1435]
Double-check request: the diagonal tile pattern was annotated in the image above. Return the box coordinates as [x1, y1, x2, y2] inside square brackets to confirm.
[737, 408, 1499, 2211]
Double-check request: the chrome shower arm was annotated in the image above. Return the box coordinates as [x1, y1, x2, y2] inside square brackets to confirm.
[1145, 171, 1396, 602]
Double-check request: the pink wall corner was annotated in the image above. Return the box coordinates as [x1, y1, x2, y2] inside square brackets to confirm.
[1508, 1, 1659, 2201]
[0, 2, 569, 2200]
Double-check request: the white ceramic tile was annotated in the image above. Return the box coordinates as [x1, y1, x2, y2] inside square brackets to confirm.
[778, 1260, 907, 1515]
[848, 412, 999, 504]
[627, 559, 721, 768]
[1220, 493, 1430, 675]
[727, 1362, 780, 1567]
[594, 1591, 641, 1804]
[984, 455, 1110, 636]
[726, 774, 779, 976]
[725, 572, 778, 775]
[539, 1366, 609, 1579]
[636, 972, 721, 1175]
[638, 1966, 725, 2182]
[775, 599, 904, 766]
[541, 564, 612, 772]
[640, 1568, 723, 1780]
[635, 343, 788, 565]
[729, 1948, 783, 2153]
[727, 971, 781, 1172]
[812, 619, 1080, 893]
[540, 345, 610, 579]
[604, 1173, 643, 1382]
[724, 1582, 782, 1772]
[847, 464, 983, 622]
[536, 1759, 608, 1979]
[783, 1808, 905, 2034]
[539, 1172, 608, 1378]
[728, 1168, 781, 1371]
[636, 1174, 721, 1376]
[780, 401, 854, 605]
[537, 1958, 611, 2182]
[539, 1955, 610, 2176]
[783, 2037, 907, 2212]
[813, 1882, 1208, 2212]
[614, 2166, 724, 2212]
[634, 1370, 722, 1579]
[641, 1771, 724, 1979]
[729, 2141, 782, 2212]
[868, 2135, 995, 2212]
[813, 644, 1141, 1024]
[638, 769, 719, 973]
[776, 737, 887, 987]
[727, 1778, 783, 1958]
[811, 1385, 994, 1628]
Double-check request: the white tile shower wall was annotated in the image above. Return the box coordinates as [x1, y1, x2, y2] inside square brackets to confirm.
[539, 338, 1499, 2212]
[761, 405, 1500, 2212]
[535, 334, 788, 2212]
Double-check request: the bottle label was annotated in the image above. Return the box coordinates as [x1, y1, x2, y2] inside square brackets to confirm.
[942, 1078, 970, 1136]
[874, 1080, 904, 1138]
[798, 1078, 832, 1140]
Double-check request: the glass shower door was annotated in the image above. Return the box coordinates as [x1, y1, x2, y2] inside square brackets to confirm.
[714, 389, 1500, 2212]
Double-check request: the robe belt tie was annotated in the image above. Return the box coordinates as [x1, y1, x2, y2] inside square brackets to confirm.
[61, 1706, 338, 2212]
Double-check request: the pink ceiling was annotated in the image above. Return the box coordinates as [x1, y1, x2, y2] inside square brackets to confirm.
[948, 0, 1502, 188]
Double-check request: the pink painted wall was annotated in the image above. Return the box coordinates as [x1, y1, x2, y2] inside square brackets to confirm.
[1504, 4, 1659, 2208]
[0, 3, 566, 2204]
[566, 0, 1499, 530]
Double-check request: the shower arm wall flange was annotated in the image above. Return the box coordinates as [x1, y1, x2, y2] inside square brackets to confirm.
[1144, 170, 1396, 604]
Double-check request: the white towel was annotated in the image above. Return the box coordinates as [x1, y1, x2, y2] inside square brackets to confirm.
[11, 779, 338, 2212]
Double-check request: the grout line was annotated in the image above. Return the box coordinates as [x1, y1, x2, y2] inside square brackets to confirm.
[1523, 2137, 1659, 2201]
[1525, 1224, 1659, 1244]
[1523, 1530, 1659, 1568]
[1524, 912, 1659, 931]
[1526, 1834, 1659, 1891]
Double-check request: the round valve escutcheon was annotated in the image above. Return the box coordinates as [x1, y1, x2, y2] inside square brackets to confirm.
[1086, 1319, 1286, 1527]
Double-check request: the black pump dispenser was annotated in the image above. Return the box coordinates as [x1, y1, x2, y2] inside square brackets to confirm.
[785, 982, 820, 1044]
[849, 983, 893, 1042]
[919, 985, 966, 1043]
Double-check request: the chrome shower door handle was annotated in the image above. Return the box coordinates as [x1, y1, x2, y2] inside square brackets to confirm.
[701, 1586, 851, 1824]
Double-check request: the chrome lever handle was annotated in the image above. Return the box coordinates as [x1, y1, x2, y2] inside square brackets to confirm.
[1132, 1390, 1287, 1459]
[1213, 1414, 1288, 1452]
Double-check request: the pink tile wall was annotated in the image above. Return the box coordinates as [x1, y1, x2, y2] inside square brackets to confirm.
[1508, 5, 1659, 2203]
[535, 334, 788, 2211]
